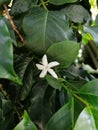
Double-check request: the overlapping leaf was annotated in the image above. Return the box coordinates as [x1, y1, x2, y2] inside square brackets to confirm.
[0, 18, 21, 84]
[14, 111, 38, 130]
[84, 25, 98, 44]
[45, 100, 73, 130]
[47, 40, 80, 68]
[62, 5, 90, 23]
[15, 55, 34, 101]
[23, 7, 72, 53]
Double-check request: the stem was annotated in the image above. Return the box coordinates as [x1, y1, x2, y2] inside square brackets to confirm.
[40, 0, 47, 10]
[86, 44, 98, 68]
[73, 93, 89, 106]
[62, 83, 89, 106]
[3, 4, 24, 43]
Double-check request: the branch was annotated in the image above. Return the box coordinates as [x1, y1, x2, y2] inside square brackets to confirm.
[3, 4, 24, 43]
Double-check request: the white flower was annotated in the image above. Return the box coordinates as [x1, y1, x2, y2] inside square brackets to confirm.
[36, 54, 60, 79]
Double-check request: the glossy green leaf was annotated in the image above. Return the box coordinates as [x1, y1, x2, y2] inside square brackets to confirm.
[23, 7, 71, 53]
[46, 75, 62, 90]
[45, 100, 73, 130]
[74, 107, 98, 130]
[79, 79, 98, 95]
[15, 55, 34, 101]
[14, 111, 38, 130]
[62, 5, 90, 23]
[47, 40, 80, 68]
[0, 18, 22, 84]
[48, 0, 77, 5]
[84, 25, 98, 44]
[79, 94, 98, 109]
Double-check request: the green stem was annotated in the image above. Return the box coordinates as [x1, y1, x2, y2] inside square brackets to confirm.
[62, 82, 89, 106]
[40, 0, 47, 10]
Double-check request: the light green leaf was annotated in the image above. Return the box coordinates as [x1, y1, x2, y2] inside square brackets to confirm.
[0, 18, 22, 84]
[23, 7, 71, 53]
[84, 25, 98, 44]
[48, 0, 77, 5]
[74, 107, 98, 130]
[47, 40, 80, 68]
[14, 111, 38, 130]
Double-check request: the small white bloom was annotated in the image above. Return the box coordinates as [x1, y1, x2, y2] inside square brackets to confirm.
[36, 54, 60, 79]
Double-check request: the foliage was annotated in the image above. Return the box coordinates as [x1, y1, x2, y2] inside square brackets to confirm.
[0, 0, 98, 130]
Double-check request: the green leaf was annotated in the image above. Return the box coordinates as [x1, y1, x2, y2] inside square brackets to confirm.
[84, 25, 98, 44]
[81, 32, 94, 45]
[15, 55, 35, 101]
[78, 79, 98, 109]
[28, 81, 48, 121]
[47, 40, 80, 68]
[46, 75, 62, 90]
[79, 94, 98, 110]
[62, 5, 90, 23]
[23, 7, 71, 53]
[11, 0, 36, 15]
[48, 0, 77, 5]
[0, 0, 10, 6]
[79, 79, 98, 95]
[0, 18, 22, 84]
[45, 100, 73, 130]
[0, 99, 15, 130]
[14, 111, 38, 130]
[74, 107, 98, 130]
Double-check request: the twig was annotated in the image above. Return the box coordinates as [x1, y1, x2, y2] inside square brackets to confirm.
[40, 0, 47, 10]
[0, 84, 9, 99]
[3, 4, 24, 43]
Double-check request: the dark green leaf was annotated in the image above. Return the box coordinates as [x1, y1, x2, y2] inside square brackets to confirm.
[28, 81, 48, 122]
[23, 7, 71, 53]
[0, 0, 10, 6]
[48, 0, 77, 5]
[0, 18, 22, 84]
[14, 111, 38, 130]
[62, 5, 90, 23]
[11, 0, 34, 15]
[15, 55, 34, 101]
[45, 100, 73, 130]
[47, 40, 80, 68]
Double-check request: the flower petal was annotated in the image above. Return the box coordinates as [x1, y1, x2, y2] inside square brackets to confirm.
[36, 64, 44, 70]
[48, 68, 58, 79]
[39, 69, 47, 78]
[42, 54, 48, 66]
[48, 61, 60, 68]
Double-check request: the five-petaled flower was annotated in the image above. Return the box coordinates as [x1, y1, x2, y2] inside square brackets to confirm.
[36, 54, 60, 79]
